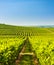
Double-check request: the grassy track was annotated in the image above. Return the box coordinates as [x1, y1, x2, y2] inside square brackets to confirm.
[15, 37, 39, 65]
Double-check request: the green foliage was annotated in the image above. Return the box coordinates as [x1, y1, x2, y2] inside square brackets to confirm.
[0, 38, 26, 65]
[0, 24, 54, 36]
[29, 36, 54, 65]
[0, 24, 54, 65]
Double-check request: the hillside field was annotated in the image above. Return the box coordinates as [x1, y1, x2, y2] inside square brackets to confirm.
[0, 24, 54, 65]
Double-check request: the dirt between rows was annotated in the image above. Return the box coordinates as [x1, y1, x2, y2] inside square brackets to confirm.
[15, 37, 39, 65]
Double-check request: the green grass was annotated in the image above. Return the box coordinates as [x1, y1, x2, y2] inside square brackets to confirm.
[19, 55, 35, 65]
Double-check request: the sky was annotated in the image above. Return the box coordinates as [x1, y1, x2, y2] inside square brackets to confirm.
[0, 0, 54, 26]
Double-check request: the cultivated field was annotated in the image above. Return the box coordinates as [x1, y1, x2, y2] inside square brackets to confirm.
[0, 24, 54, 65]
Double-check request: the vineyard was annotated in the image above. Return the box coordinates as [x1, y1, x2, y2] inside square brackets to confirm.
[0, 24, 54, 65]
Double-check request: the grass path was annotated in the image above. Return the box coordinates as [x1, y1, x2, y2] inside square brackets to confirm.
[15, 37, 39, 65]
